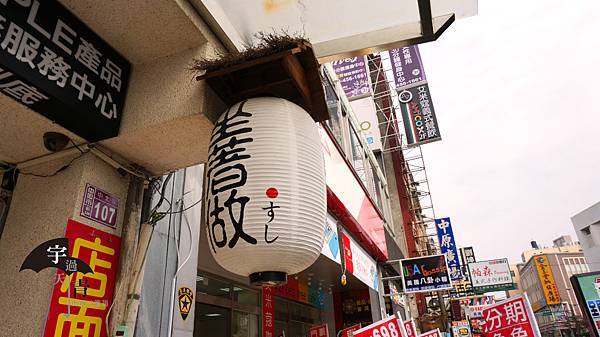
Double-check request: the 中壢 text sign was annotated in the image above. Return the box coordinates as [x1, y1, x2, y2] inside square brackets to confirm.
[435, 217, 462, 281]
[352, 315, 404, 337]
[0, 0, 130, 141]
[480, 294, 541, 337]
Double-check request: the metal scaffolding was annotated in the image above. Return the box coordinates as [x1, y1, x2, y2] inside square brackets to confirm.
[366, 51, 439, 257]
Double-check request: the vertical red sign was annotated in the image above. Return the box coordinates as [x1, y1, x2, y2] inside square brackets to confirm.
[481, 295, 540, 337]
[342, 232, 354, 274]
[44, 219, 121, 337]
[403, 319, 418, 337]
[263, 287, 275, 337]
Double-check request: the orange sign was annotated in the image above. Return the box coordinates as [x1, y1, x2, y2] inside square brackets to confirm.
[534, 255, 560, 305]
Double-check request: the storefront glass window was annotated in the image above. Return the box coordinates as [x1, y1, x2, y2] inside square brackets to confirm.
[194, 303, 230, 337]
[323, 72, 345, 147]
[233, 310, 259, 337]
[197, 273, 231, 299]
[233, 286, 259, 306]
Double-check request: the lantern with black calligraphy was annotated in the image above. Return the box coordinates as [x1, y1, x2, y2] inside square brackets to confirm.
[205, 97, 326, 286]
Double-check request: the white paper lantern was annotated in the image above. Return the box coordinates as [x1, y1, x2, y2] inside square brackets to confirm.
[205, 97, 326, 286]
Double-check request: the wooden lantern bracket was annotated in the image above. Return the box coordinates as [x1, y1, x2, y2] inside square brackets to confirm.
[196, 42, 329, 123]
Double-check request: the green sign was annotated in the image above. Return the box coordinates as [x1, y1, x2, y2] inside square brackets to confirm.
[472, 283, 516, 294]
[570, 271, 600, 337]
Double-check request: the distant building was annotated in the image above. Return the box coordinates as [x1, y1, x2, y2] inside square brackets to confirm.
[571, 201, 600, 272]
[521, 238, 582, 263]
[507, 263, 524, 298]
[519, 251, 590, 337]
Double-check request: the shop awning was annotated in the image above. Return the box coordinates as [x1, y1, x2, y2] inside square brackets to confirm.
[192, 0, 477, 63]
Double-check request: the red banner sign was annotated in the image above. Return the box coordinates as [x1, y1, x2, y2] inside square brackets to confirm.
[262, 287, 275, 337]
[419, 329, 442, 337]
[353, 315, 403, 337]
[481, 295, 540, 337]
[403, 319, 418, 337]
[340, 324, 361, 337]
[310, 323, 329, 337]
[44, 219, 121, 337]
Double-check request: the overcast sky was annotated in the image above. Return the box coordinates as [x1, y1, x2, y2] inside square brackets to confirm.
[418, 0, 600, 264]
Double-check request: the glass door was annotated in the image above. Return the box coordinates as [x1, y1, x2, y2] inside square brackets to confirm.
[194, 303, 230, 337]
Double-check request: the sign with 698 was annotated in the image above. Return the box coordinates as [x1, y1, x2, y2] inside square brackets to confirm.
[352, 315, 406, 337]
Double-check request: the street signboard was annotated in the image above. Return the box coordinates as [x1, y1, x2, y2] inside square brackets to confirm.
[570, 271, 600, 337]
[0, 0, 130, 142]
[403, 319, 418, 337]
[80, 183, 119, 229]
[401, 254, 452, 293]
[309, 323, 329, 337]
[398, 84, 441, 146]
[435, 217, 462, 281]
[418, 329, 442, 337]
[352, 315, 404, 337]
[340, 324, 362, 337]
[332, 56, 371, 100]
[452, 321, 472, 337]
[389, 46, 426, 90]
[533, 255, 561, 305]
[463, 247, 476, 264]
[468, 258, 514, 293]
[480, 294, 541, 337]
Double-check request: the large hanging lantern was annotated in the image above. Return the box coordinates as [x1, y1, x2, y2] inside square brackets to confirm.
[205, 97, 326, 286]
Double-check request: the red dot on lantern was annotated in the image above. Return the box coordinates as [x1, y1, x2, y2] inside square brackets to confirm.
[266, 187, 278, 198]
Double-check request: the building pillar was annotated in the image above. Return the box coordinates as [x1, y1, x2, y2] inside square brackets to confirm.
[0, 152, 130, 337]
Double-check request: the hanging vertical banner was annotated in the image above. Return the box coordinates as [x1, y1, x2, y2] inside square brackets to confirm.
[480, 294, 541, 337]
[534, 255, 561, 305]
[331, 56, 371, 100]
[398, 84, 441, 146]
[435, 217, 462, 281]
[262, 287, 275, 337]
[43, 219, 121, 337]
[389, 46, 426, 90]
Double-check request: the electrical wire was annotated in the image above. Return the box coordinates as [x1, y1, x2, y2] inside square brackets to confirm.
[18, 150, 89, 178]
[157, 197, 202, 216]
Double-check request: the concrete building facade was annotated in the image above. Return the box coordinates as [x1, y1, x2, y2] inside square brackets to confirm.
[571, 201, 600, 272]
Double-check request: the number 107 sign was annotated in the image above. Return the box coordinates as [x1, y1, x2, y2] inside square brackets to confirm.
[80, 183, 119, 228]
[352, 315, 406, 337]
